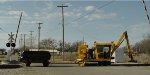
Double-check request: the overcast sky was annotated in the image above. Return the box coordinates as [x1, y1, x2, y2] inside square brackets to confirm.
[0, 0, 150, 50]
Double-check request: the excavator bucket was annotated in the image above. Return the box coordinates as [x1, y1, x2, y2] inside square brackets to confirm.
[129, 59, 137, 62]
[128, 54, 137, 62]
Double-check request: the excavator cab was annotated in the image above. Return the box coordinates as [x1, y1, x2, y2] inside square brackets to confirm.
[94, 42, 113, 65]
[95, 45, 111, 59]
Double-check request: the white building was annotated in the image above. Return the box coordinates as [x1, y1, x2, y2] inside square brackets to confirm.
[111, 49, 125, 63]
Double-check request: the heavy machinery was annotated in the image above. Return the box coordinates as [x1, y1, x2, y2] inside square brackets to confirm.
[77, 31, 136, 66]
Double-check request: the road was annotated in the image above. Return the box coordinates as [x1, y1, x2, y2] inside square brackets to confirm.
[0, 64, 150, 75]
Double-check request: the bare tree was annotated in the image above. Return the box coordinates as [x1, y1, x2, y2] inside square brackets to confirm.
[40, 38, 57, 50]
[57, 40, 83, 52]
[133, 33, 150, 54]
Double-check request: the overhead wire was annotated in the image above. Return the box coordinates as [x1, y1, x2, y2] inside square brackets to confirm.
[0, 27, 7, 33]
[65, 0, 115, 26]
[33, 1, 60, 41]
[64, 1, 116, 40]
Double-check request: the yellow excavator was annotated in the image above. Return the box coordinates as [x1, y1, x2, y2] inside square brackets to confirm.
[77, 31, 136, 66]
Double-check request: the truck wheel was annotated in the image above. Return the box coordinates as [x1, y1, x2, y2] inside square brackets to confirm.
[102, 61, 111, 66]
[98, 62, 102, 66]
[43, 61, 49, 67]
[79, 62, 85, 67]
[26, 62, 31, 67]
[101, 61, 107, 66]
[107, 61, 111, 65]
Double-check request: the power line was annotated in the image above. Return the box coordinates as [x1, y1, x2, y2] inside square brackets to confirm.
[65, 0, 115, 26]
[64, 1, 115, 40]
[0, 27, 7, 33]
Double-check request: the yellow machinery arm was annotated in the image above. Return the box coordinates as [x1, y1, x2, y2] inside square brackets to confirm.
[111, 31, 134, 61]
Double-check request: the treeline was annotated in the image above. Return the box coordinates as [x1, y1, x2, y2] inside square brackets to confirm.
[119, 34, 150, 54]
[133, 34, 150, 54]
[19, 38, 83, 52]
[40, 38, 83, 52]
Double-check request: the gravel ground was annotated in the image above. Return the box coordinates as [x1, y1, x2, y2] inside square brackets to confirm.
[0, 64, 150, 75]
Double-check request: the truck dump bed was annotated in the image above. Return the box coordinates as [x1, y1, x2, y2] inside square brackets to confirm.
[21, 51, 51, 67]
[22, 51, 51, 62]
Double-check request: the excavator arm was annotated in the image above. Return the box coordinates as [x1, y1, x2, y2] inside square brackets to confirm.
[111, 31, 135, 62]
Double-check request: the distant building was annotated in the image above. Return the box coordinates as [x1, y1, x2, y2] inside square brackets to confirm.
[111, 49, 125, 63]
[0, 49, 6, 55]
[29, 49, 60, 55]
[111, 52, 115, 63]
[0, 49, 7, 61]
[115, 49, 125, 63]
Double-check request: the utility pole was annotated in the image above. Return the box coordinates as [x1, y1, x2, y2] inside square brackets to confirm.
[24, 34, 26, 51]
[29, 31, 34, 50]
[10, 32, 13, 52]
[10, 32, 13, 61]
[57, 4, 68, 61]
[20, 34, 23, 53]
[37, 22, 43, 51]
[20, 34, 23, 47]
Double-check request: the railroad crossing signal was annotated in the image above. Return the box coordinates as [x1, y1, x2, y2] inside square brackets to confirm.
[6, 32, 16, 47]
[8, 34, 14, 40]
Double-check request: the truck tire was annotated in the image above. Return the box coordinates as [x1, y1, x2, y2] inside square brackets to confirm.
[102, 61, 111, 66]
[26, 62, 31, 67]
[106, 61, 111, 65]
[43, 61, 49, 67]
[98, 61, 102, 66]
[101, 61, 106, 66]
[79, 62, 85, 67]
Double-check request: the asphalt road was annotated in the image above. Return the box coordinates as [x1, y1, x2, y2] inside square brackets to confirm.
[0, 64, 150, 75]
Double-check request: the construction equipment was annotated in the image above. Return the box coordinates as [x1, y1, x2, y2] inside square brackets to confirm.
[77, 31, 136, 66]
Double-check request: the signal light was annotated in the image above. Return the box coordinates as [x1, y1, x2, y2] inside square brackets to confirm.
[6, 43, 10, 47]
[6, 43, 16, 47]
[11, 43, 16, 47]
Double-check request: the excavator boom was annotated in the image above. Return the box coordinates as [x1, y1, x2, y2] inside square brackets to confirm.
[111, 31, 135, 62]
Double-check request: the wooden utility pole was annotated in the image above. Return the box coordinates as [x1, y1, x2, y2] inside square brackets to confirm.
[57, 4, 68, 61]
[37, 23, 43, 51]
[20, 34, 23, 47]
[29, 31, 34, 50]
[24, 34, 26, 51]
